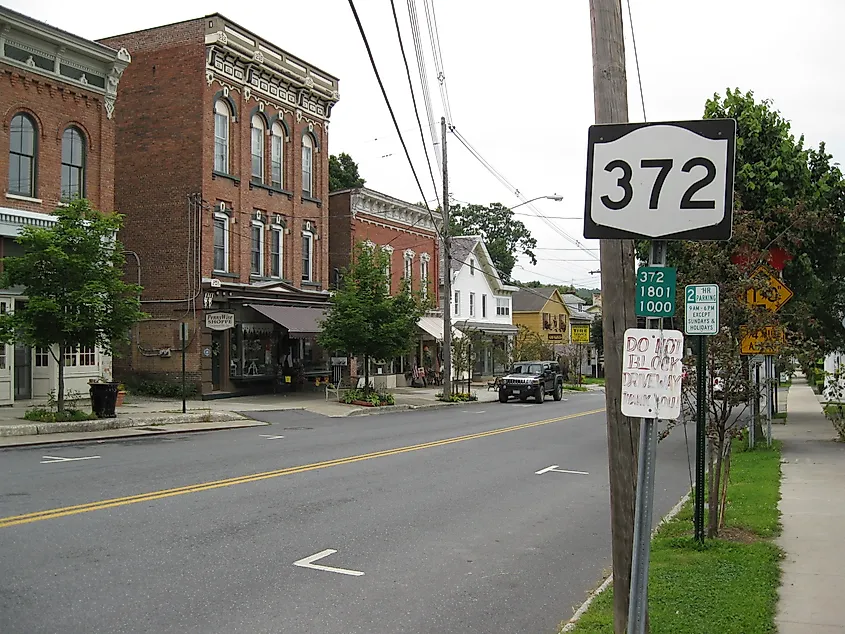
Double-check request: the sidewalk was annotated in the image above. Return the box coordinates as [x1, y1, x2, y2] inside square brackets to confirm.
[775, 375, 845, 633]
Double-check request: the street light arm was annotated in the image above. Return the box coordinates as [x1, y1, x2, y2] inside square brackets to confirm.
[510, 195, 564, 210]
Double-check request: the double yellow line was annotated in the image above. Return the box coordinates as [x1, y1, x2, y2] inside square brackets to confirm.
[0, 407, 604, 529]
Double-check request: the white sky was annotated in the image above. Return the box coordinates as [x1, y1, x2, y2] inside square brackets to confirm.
[11, 0, 844, 290]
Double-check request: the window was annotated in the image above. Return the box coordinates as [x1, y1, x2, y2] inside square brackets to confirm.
[558, 314, 567, 332]
[469, 258, 475, 275]
[9, 113, 36, 197]
[35, 347, 49, 367]
[79, 345, 95, 366]
[251, 220, 264, 276]
[64, 346, 77, 367]
[496, 297, 510, 316]
[542, 313, 551, 330]
[271, 122, 284, 189]
[302, 231, 313, 282]
[270, 225, 283, 278]
[482, 294, 488, 318]
[420, 257, 429, 298]
[214, 101, 230, 173]
[453, 290, 461, 316]
[469, 292, 475, 317]
[383, 246, 393, 293]
[301, 134, 313, 197]
[213, 212, 229, 272]
[404, 256, 413, 280]
[61, 127, 85, 200]
[251, 115, 265, 182]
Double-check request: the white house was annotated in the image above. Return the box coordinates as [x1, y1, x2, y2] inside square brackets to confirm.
[445, 236, 519, 378]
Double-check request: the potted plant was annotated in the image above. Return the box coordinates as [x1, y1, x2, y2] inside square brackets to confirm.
[116, 383, 127, 407]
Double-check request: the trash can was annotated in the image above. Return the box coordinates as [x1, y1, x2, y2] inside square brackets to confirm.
[90, 382, 119, 418]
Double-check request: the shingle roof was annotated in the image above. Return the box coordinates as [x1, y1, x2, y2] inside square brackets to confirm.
[512, 286, 559, 312]
[561, 293, 585, 306]
[450, 236, 477, 273]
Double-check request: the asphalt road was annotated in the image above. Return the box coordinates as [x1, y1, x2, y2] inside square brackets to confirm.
[0, 392, 696, 634]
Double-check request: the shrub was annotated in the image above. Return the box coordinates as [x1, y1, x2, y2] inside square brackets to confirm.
[24, 407, 96, 423]
[437, 391, 477, 402]
[341, 388, 394, 406]
[126, 378, 197, 399]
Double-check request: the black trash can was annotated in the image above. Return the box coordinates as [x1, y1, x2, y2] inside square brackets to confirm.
[90, 382, 119, 418]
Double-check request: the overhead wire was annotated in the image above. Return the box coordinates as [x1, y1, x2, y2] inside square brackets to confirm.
[407, 0, 442, 174]
[625, 0, 647, 121]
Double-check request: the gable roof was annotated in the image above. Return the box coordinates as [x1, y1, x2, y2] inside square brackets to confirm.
[513, 286, 562, 312]
[562, 293, 585, 306]
[450, 236, 477, 273]
[445, 235, 519, 293]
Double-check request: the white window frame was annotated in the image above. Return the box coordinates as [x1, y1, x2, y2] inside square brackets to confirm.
[251, 115, 266, 183]
[214, 100, 230, 174]
[420, 255, 429, 298]
[302, 231, 314, 282]
[403, 250, 414, 285]
[250, 220, 264, 276]
[469, 257, 475, 275]
[271, 122, 284, 189]
[496, 297, 510, 316]
[469, 292, 475, 317]
[302, 134, 313, 197]
[482, 293, 488, 318]
[213, 212, 229, 273]
[453, 290, 461, 316]
[35, 347, 49, 368]
[270, 224, 283, 278]
[382, 245, 394, 293]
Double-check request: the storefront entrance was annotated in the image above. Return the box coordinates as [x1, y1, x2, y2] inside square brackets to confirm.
[14, 342, 30, 399]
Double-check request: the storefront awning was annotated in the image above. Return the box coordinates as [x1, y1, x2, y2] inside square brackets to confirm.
[454, 320, 519, 336]
[417, 316, 463, 341]
[246, 304, 326, 338]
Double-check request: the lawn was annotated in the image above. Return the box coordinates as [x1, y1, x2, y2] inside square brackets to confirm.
[583, 377, 605, 386]
[564, 442, 783, 634]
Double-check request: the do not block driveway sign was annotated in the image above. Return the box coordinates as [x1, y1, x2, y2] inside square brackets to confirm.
[584, 119, 737, 241]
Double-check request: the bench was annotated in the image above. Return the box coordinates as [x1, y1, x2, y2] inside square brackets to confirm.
[487, 377, 503, 391]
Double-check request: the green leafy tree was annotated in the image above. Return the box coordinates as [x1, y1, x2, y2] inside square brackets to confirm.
[319, 242, 426, 391]
[0, 199, 145, 412]
[329, 152, 366, 192]
[450, 203, 537, 278]
[511, 324, 553, 362]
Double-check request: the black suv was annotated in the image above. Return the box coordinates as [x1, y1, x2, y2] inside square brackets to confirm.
[498, 361, 564, 404]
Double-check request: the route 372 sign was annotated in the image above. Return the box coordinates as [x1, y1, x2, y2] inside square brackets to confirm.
[584, 119, 736, 241]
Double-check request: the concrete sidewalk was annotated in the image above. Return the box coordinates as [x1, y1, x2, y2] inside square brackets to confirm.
[775, 375, 845, 633]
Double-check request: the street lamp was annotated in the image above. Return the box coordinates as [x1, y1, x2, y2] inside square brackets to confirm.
[510, 195, 564, 210]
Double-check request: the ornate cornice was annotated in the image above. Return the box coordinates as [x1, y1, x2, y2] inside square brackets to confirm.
[350, 188, 440, 235]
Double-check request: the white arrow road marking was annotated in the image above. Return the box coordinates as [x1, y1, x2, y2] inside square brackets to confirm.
[293, 549, 364, 577]
[40, 455, 101, 464]
[259, 434, 285, 440]
[535, 465, 589, 476]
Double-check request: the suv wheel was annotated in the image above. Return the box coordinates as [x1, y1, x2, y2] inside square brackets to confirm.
[535, 386, 544, 403]
[498, 388, 508, 403]
[553, 382, 563, 401]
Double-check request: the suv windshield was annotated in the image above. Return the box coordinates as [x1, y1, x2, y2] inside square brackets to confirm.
[512, 363, 543, 375]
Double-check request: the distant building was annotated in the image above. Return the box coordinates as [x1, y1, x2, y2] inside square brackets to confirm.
[329, 187, 441, 388]
[0, 5, 130, 402]
[512, 286, 571, 347]
[101, 14, 339, 397]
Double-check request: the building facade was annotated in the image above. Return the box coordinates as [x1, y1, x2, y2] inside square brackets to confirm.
[0, 6, 130, 403]
[512, 286, 571, 348]
[101, 14, 339, 397]
[446, 236, 518, 378]
[329, 187, 441, 388]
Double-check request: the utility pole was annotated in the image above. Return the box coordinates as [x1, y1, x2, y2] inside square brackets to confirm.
[441, 116, 452, 397]
[589, 2, 641, 633]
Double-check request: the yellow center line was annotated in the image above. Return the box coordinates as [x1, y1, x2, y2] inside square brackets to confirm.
[0, 407, 605, 529]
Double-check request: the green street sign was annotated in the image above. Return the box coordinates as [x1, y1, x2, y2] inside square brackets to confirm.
[636, 266, 677, 317]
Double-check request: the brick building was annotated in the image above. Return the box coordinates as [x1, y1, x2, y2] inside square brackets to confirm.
[101, 14, 339, 397]
[0, 6, 130, 403]
[329, 187, 443, 388]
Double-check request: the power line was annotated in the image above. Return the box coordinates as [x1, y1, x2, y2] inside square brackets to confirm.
[389, 0, 440, 209]
[346, 0, 443, 240]
[625, 0, 647, 122]
[422, 0, 454, 124]
[407, 0, 442, 175]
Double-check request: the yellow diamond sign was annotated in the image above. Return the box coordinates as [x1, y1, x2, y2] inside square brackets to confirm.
[745, 266, 793, 312]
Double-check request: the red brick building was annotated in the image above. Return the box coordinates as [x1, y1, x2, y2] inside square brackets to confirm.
[0, 6, 130, 403]
[329, 187, 442, 388]
[101, 15, 339, 397]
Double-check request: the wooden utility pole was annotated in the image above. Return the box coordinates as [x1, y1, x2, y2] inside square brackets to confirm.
[441, 116, 452, 396]
[589, 2, 641, 633]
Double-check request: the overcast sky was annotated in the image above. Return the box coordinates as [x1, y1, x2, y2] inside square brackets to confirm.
[10, 0, 843, 290]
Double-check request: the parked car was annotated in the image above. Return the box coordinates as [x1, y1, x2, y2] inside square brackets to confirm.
[498, 361, 564, 404]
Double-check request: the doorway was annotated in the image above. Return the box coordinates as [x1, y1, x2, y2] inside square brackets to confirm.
[211, 331, 223, 391]
[14, 342, 31, 399]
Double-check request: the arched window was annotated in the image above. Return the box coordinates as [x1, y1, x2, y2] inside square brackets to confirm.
[61, 127, 85, 200]
[251, 115, 265, 183]
[271, 122, 284, 189]
[301, 134, 313, 197]
[214, 101, 230, 173]
[9, 113, 37, 197]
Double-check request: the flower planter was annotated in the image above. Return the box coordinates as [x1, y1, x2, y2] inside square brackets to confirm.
[351, 400, 377, 407]
[116, 391, 126, 408]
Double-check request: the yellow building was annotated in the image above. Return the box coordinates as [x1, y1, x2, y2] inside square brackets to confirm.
[512, 287, 571, 346]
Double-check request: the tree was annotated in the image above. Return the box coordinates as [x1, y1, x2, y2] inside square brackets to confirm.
[318, 242, 426, 390]
[511, 325, 553, 362]
[329, 152, 366, 192]
[450, 203, 537, 278]
[0, 199, 145, 412]
[590, 316, 604, 373]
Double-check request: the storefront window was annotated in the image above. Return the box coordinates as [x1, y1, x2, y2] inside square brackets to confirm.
[230, 323, 278, 378]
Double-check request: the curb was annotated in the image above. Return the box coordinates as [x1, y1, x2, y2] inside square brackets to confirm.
[0, 411, 247, 437]
[559, 490, 692, 633]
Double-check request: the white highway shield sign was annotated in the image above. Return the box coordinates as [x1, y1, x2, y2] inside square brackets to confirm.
[584, 119, 736, 241]
[685, 284, 719, 336]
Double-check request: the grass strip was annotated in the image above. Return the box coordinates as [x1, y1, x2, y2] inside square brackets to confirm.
[565, 442, 782, 634]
